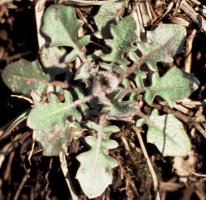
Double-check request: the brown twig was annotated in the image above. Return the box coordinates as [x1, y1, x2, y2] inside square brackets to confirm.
[59, 0, 111, 6]
[35, 0, 46, 49]
[0, 135, 21, 169]
[59, 147, 78, 200]
[134, 127, 161, 200]
[76, 8, 95, 33]
[184, 29, 197, 73]
[13, 169, 31, 200]
[183, 167, 206, 177]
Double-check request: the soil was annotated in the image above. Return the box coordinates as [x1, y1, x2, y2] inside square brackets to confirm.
[1, 1, 206, 200]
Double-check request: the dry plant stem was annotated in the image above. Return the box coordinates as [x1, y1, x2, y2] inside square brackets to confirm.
[180, 0, 206, 31]
[0, 0, 12, 5]
[60, 0, 110, 6]
[11, 95, 33, 104]
[184, 29, 197, 73]
[35, 0, 46, 49]
[135, 108, 164, 131]
[156, 2, 174, 23]
[4, 151, 15, 181]
[134, 127, 161, 200]
[183, 168, 206, 177]
[76, 8, 95, 33]
[0, 111, 29, 142]
[13, 169, 31, 200]
[132, 6, 145, 42]
[45, 158, 53, 192]
[0, 135, 21, 169]
[59, 148, 78, 200]
[28, 140, 35, 165]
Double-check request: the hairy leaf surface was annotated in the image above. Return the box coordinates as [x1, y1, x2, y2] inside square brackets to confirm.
[102, 16, 137, 65]
[145, 67, 199, 107]
[27, 91, 81, 132]
[86, 121, 120, 137]
[41, 4, 89, 54]
[76, 136, 118, 198]
[104, 91, 138, 120]
[33, 122, 83, 156]
[40, 46, 75, 75]
[136, 110, 191, 156]
[94, 0, 123, 38]
[138, 24, 186, 71]
[106, 100, 138, 120]
[1, 59, 50, 95]
[75, 62, 96, 82]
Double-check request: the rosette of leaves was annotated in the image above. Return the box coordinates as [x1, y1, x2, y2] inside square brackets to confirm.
[0, 3, 202, 199]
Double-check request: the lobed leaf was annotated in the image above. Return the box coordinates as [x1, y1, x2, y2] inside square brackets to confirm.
[75, 62, 96, 82]
[40, 46, 75, 75]
[105, 99, 138, 121]
[27, 90, 81, 132]
[136, 110, 191, 157]
[41, 4, 90, 55]
[86, 121, 120, 136]
[76, 136, 118, 198]
[1, 59, 50, 95]
[138, 24, 186, 71]
[102, 16, 137, 65]
[33, 122, 83, 156]
[94, 0, 123, 38]
[145, 67, 199, 107]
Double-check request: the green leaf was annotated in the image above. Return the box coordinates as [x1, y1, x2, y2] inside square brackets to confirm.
[76, 136, 118, 198]
[136, 110, 191, 157]
[86, 121, 120, 136]
[27, 91, 81, 132]
[145, 67, 199, 107]
[41, 5, 90, 53]
[107, 100, 137, 120]
[128, 51, 146, 87]
[40, 46, 66, 69]
[73, 87, 89, 113]
[75, 62, 96, 82]
[102, 16, 137, 65]
[33, 122, 83, 156]
[94, 0, 123, 38]
[138, 24, 186, 71]
[1, 59, 50, 95]
[105, 93, 138, 120]
[40, 46, 75, 75]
